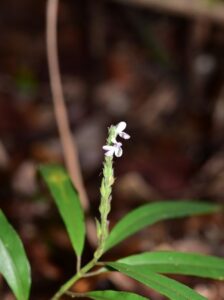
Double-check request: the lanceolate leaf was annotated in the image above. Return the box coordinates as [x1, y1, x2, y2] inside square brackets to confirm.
[104, 201, 220, 252]
[0, 210, 31, 300]
[107, 262, 206, 300]
[118, 251, 224, 280]
[39, 164, 85, 257]
[86, 290, 148, 300]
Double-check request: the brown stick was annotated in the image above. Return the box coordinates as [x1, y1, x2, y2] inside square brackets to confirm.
[46, 0, 89, 210]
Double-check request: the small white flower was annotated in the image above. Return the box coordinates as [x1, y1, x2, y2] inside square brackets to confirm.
[103, 142, 123, 157]
[113, 121, 130, 142]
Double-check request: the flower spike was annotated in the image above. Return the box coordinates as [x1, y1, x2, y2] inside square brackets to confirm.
[96, 122, 130, 258]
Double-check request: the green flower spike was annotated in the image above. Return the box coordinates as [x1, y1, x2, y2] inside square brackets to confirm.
[94, 121, 130, 258]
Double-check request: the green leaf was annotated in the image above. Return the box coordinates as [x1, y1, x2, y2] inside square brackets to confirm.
[0, 210, 31, 300]
[104, 201, 220, 252]
[39, 164, 85, 258]
[107, 262, 206, 300]
[86, 290, 148, 300]
[118, 251, 224, 280]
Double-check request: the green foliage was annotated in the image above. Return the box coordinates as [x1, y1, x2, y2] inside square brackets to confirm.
[0, 210, 31, 300]
[86, 290, 148, 300]
[1, 122, 223, 300]
[107, 262, 206, 300]
[39, 164, 86, 258]
[118, 251, 224, 280]
[104, 201, 220, 252]
[38, 154, 223, 300]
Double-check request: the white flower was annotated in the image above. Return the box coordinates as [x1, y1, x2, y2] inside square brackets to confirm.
[103, 142, 123, 157]
[114, 121, 130, 142]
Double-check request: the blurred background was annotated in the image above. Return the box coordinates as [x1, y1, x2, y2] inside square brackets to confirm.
[0, 0, 224, 299]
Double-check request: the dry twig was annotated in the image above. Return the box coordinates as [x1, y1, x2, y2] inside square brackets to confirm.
[46, 0, 89, 210]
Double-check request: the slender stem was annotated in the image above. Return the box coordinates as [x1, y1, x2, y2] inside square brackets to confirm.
[51, 273, 81, 300]
[51, 257, 97, 300]
[76, 256, 81, 273]
[83, 267, 106, 278]
[46, 0, 89, 211]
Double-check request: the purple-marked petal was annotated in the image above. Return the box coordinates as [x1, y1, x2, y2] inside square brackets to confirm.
[119, 132, 130, 139]
[114, 142, 123, 157]
[115, 147, 123, 157]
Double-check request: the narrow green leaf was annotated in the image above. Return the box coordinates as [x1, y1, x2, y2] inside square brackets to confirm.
[107, 262, 206, 300]
[104, 201, 220, 252]
[0, 210, 31, 300]
[86, 290, 148, 300]
[118, 251, 224, 280]
[39, 164, 85, 257]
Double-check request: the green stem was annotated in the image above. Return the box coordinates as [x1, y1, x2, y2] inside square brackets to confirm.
[83, 267, 106, 278]
[76, 255, 81, 273]
[51, 257, 97, 300]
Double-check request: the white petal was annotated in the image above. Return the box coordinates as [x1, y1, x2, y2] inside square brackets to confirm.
[102, 145, 114, 151]
[116, 121, 127, 133]
[115, 146, 123, 157]
[119, 132, 130, 139]
[114, 143, 123, 157]
[105, 149, 114, 156]
[103, 145, 115, 156]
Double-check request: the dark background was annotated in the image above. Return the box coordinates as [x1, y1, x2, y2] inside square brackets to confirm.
[0, 0, 224, 299]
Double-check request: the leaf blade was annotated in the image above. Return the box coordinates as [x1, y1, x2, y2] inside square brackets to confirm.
[107, 262, 206, 300]
[105, 201, 220, 252]
[39, 164, 85, 257]
[118, 251, 224, 280]
[87, 290, 148, 300]
[0, 210, 31, 300]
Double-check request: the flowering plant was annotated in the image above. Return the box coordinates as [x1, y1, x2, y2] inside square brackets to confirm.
[0, 122, 224, 300]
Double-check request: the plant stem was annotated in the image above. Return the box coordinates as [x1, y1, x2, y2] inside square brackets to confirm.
[46, 0, 89, 211]
[83, 267, 106, 278]
[76, 256, 81, 273]
[51, 257, 97, 300]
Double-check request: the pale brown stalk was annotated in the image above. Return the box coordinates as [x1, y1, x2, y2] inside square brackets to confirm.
[46, 0, 89, 210]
